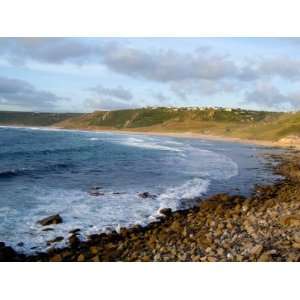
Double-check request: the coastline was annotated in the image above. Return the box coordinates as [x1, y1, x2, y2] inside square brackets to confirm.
[2, 149, 300, 262]
[2, 123, 298, 149]
[54, 126, 300, 150]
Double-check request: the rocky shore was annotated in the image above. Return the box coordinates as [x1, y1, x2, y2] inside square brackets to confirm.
[2, 150, 300, 262]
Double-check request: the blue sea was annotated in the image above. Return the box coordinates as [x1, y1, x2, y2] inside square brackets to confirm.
[0, 126, 281, 253]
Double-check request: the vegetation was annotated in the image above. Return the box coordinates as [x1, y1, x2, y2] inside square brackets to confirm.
[57, 107, 296, 141]
[2, 107, 300, 142]
[0, 111, 83, 127]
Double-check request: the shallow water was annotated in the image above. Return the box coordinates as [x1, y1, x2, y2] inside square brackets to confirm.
[0, 126, 281, 253]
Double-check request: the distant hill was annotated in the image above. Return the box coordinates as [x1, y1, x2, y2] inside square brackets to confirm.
[4, 107, 300, 143]
[56, 107, 300, 141]
[0, 111, 83, 127]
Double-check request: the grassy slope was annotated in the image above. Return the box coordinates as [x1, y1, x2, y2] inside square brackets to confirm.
[56, 107, 300, 141]
[0, 111, 83, 127]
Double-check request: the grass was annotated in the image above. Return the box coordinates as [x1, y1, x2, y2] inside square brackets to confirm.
[0, 111, 83, 127]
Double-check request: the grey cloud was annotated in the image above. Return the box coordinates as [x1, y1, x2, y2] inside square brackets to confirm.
[90, 84, 133, 101]
[86, 84, 139, 111]
[153, 92, 169, 102]
[100, 44, 239, 82]
[0, 76, 65, 110]
[0, 38, 101, 65]
[86, 97, 140, 111]
[258, 57, 300, 80]
[244, 82, 300, 109]
[170, 79, 236, 100]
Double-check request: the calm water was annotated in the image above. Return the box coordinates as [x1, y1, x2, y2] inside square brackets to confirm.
[0, 126, 281, 253]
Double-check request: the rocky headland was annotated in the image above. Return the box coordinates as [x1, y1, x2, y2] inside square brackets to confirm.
[2, 150, 300, 262]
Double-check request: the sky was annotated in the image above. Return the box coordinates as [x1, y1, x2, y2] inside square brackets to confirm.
[1, 37, 300, 112]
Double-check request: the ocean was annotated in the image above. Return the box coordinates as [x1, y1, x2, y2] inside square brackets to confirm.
[0, 126, 281, 253]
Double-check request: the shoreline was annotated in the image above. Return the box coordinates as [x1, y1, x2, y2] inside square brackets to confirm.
[2, 149, 300, 261]
[52, 126, 300, 150]
[1, 124, 297, 149]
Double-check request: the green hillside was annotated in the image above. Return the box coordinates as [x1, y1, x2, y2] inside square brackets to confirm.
[0, 111, 83, 127]
[3, 107, 300, 143]
[57, 107, 300, 141]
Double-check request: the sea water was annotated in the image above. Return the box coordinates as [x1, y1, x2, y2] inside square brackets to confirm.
[0, 126, 281, 253]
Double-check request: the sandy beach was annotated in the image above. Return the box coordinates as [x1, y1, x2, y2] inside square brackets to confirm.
[54, 125, 300, 149]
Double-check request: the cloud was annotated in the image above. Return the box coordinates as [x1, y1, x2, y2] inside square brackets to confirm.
[100, 43, 238, 82]
[89, 84, 133, 101]
[152, 92, 169, 103]
[244, 82, 300, 109]
[258, 57, 300, 80]
[0, 38, 102, 65]
[0, 76, 65, 110]
[86, 84, 139, 110]
[170, 79, 236, 100]
[86, 97, 139, 111]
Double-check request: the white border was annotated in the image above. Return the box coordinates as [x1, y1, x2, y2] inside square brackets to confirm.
[0, 0, 300, 36]
[1, 1, 300, 299]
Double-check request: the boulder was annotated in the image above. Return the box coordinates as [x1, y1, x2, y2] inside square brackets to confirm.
[68, 234, 80, 248]
[138, 192, 157, 199]
[159, 208, 172, 217]
[77, 254, 85, 262]
[37, 214, 63, 226]
[89, 191, 105, 197]
[47, 236, 64, 246]
[42, 227, 54, 232]
[69, 228, 81, 235]
[0, 243, 18, 262]
[249, 244, 263, 257]
[50, 254, 62, 262]
[280, 215, 300, 227]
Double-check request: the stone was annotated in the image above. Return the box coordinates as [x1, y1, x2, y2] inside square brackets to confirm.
[47, 236, 64, 246]
[169, 220, 181, 233]
[280, 215, 300, 227]
[89, 191, 105, 197]
[37, 214, 63, 226]
[77, 254, 85, 262]
[294, 232, 300, 243]
[50, 254, 62, 262]
[90, 246, 99, 255]
[292, 242, 300, 249]
[69, 228, 81, 234]
[159, 208, 172, 216]
[0, 244, 18, 261]
[258, 252, 271, 262]
[42, 227, 54, 232]
[138, 192, 156, 199]
[249, 245, 263, 257]
[217, 248, 225, 256]
[92, 255, 100, 262]
[207, 256, 217, 262]
[68, 234, 80, 247]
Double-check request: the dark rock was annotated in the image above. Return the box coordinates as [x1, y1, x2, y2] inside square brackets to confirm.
[50, 254, 62, 262]
[69, 228, 81, 235]
[42, 227, 54, 232]
[17, 242, 24, 247]
[37, 214, 63, 226]
[138, 192, 157, 199]
[159, 208, 172, 217]
[92, 186, 103, 190]
[47, 236, 64, 246]
[0, 243, 18, 262]
[89, 191, 105, 197]
[68, 234, 80, 248]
